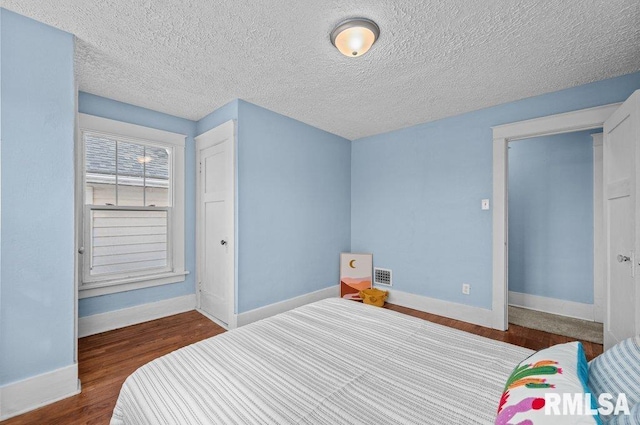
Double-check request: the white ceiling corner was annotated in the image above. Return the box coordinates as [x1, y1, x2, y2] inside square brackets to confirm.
[3, 0, 640, 140]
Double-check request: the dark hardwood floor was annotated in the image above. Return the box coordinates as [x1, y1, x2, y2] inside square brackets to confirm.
[2, 310, 225, 425]
[384, 303, 603, 361]
[2, 303, 603, 424]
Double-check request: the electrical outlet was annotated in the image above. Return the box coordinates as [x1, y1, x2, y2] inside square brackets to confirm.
[462, 283, 470, 295]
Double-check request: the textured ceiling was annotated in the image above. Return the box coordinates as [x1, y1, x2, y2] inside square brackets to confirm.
[3, 0, 640, 140]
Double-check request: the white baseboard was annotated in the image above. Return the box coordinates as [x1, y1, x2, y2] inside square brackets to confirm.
[197, 308, 234, 330]
[237, 286, 339, 327]
[0, 363, 80, 421]
[508, 291, 596, 322]
[384, 288, 495, 328]
[78, 294, 197, 337]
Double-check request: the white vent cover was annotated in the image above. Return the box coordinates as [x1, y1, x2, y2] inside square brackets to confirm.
[374, 267, 392, 286]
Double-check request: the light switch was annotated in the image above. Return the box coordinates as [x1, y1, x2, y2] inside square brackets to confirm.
[481, 199, 490, 210]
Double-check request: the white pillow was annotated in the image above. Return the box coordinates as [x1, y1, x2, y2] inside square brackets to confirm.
[607, 403, 639, 425]
[588, 336, 640, 423]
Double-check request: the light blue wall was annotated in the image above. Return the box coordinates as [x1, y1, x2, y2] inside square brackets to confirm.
[196, 99, 238, 135]
[352, 72, 640, 310]
[79, 95, 351, 317]
[77, 93, 198, 317]
[508, 130, 595, 303]
[0, 9, 75, 384]
[235, 100, 351, 313]
[0, 10, 3, 343]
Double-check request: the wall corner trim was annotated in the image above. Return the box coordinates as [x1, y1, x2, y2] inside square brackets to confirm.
[236, 286, 339, 327]
[0, 363, 80, 421]
[78, 294, 196, 338]
[384, 289, 495, 328]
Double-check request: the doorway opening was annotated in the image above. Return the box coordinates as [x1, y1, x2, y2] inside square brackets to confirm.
[506, 130, 604, 343]
[490, 102, 621, 331]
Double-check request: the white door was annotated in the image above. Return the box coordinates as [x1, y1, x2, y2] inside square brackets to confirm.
[603, 90, 640, 350]
[195, 120, 235, 327]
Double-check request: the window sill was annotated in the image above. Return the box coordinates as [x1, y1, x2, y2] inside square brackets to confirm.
[79, 271, 189, 299]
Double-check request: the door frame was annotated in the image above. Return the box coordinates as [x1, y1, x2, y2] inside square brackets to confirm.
[491, 103, 621, 330]
[592, 133, 604, 323]
[195, 120, 237, 329]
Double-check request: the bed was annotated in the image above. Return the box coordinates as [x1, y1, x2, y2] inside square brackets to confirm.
[111, 298, 533, 424]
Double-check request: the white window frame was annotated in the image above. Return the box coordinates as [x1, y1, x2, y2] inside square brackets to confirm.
[77, 113, 187, 298]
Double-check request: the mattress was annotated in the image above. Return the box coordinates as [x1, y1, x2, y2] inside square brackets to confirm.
[111, 298, 533, 424]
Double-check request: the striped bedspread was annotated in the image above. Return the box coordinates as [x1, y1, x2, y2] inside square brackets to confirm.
[111, 298, 532, 424]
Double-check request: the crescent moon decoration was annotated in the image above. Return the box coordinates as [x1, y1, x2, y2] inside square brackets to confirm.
[349, 259, 356, 268]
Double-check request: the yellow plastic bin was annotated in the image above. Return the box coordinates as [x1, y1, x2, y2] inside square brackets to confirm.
[359, 288, 388, 307]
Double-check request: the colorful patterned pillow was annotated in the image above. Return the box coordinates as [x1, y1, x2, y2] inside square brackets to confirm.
[588, 336, 640, 423]
[496, 341, 600, 425]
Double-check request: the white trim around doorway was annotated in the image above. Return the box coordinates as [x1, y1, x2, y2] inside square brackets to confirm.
[491, 103, 621, 330]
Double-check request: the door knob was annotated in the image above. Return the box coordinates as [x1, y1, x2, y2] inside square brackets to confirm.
[220, 240, 227, 246]
[617, 254, 630, 263]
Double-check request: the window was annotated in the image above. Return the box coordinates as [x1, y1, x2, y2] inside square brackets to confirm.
[78, 114, 186, 298]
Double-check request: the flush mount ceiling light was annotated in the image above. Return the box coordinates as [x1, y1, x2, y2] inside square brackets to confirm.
[330, 18, 380, 57]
